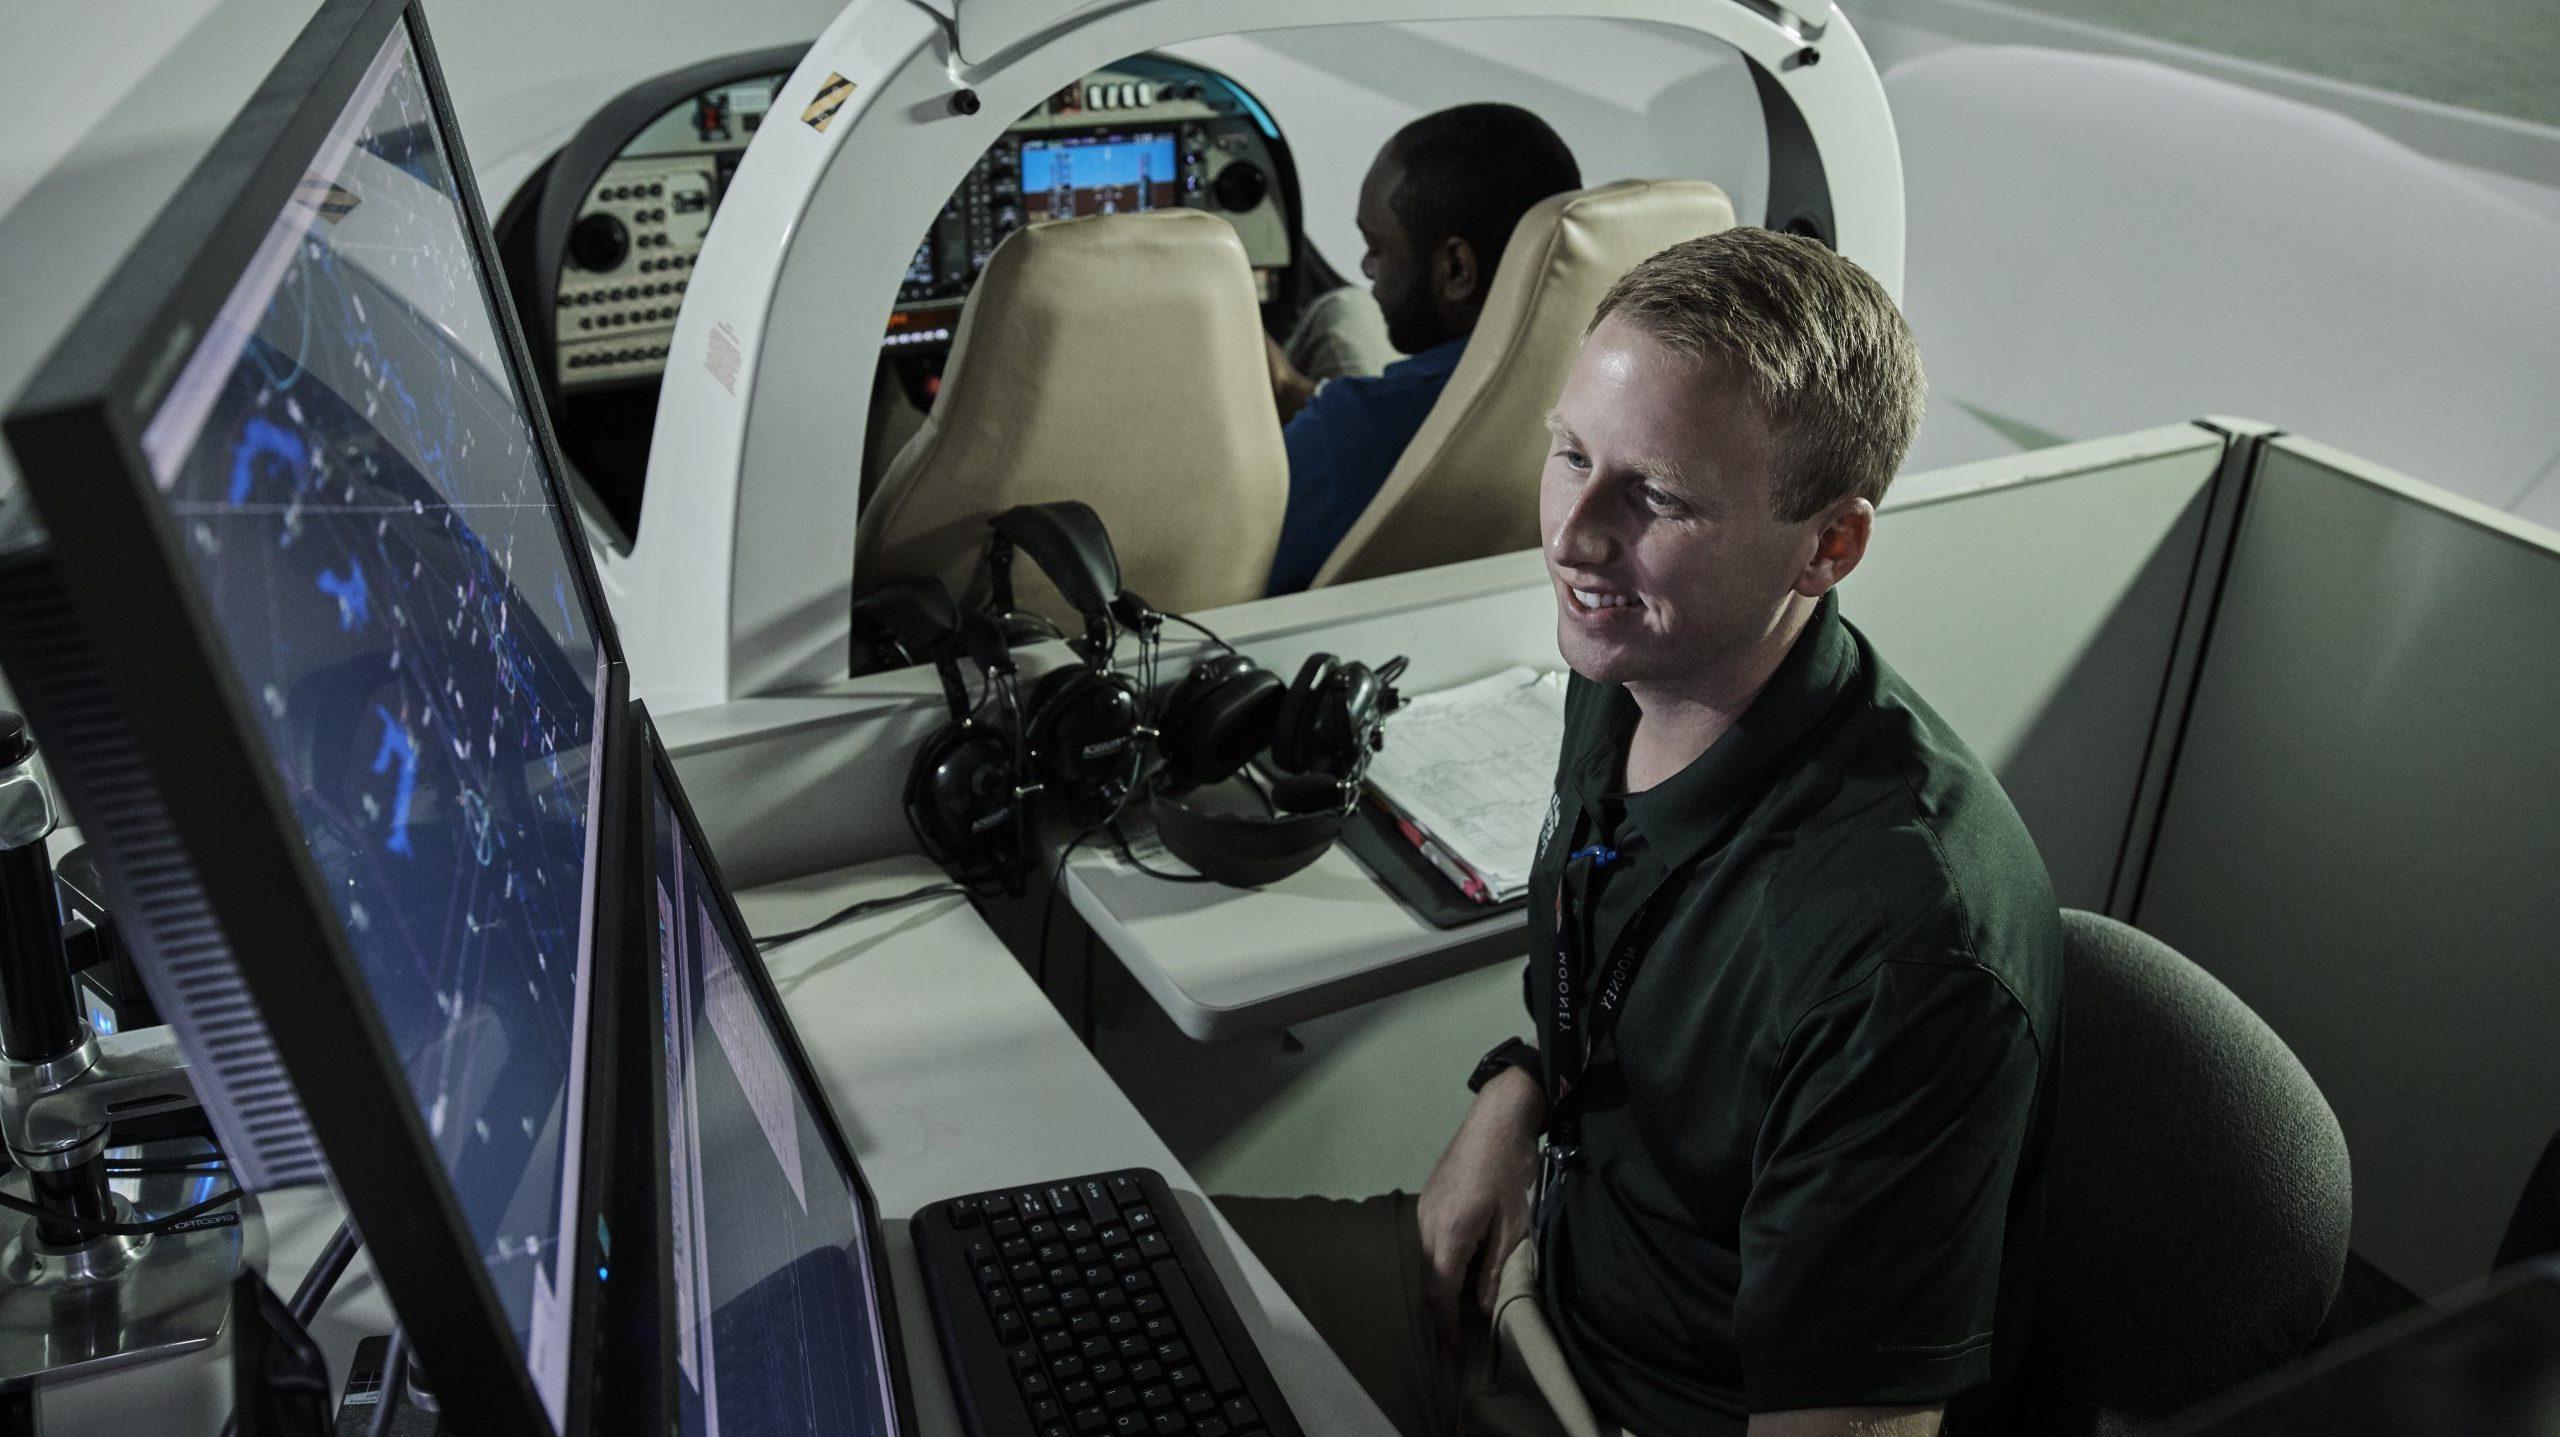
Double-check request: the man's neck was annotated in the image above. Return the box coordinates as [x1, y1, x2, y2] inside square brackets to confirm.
[1621, 595, 1816, 792]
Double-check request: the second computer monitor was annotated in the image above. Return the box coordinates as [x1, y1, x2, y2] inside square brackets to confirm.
[645, 722, 909, 1435]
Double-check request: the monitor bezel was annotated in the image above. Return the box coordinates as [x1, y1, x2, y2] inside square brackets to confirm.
[635, 705, 921, 1437]
[1, 0, 635, 1430]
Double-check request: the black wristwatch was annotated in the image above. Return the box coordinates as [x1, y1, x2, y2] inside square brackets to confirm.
[1468, 1036, 1541, 1094]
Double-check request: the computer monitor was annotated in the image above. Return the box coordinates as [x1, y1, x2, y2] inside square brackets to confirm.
[0, 0, 636, 1429]
[641, 710, 912, 1435]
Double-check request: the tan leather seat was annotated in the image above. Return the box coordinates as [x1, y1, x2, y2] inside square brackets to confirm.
[1311, 178, 1737, 588]
[855, 210, 1287, 630]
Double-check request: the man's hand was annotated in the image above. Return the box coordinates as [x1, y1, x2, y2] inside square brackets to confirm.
[1264, 331, 1318, 423]
[1416, 1063, 1546, 1350]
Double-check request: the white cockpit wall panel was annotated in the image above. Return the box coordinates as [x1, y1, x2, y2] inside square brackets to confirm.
[619, 0, 1902, 714]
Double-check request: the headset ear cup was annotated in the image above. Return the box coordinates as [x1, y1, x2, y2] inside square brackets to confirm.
[1269, 771, 1350, 815]
[1175, 665, 1281, 791]
[904, 723, 1023, 886]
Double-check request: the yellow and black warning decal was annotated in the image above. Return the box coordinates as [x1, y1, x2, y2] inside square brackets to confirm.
[802, 74, 856, 133]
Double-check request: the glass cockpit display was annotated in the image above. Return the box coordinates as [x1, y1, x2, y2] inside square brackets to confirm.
[132, 19, 604, 1419]
[652, 751, 901, 1437]
[1021, 131, 1179, 219]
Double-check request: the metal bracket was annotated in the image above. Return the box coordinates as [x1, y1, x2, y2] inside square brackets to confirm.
[0, 1026, 196, 1171]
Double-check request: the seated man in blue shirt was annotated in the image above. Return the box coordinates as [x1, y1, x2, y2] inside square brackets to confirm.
[1261, 104, 1581, 594]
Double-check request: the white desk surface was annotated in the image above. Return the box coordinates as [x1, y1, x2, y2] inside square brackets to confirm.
[1065, 838, 1526, 1042]
[42, 856, 1389, 1437]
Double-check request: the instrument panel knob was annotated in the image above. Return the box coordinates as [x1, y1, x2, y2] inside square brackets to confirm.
[568, 213, 630, 272]
[1210, 162, 1267, 213]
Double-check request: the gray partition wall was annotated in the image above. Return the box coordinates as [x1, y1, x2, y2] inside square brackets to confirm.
[2132, 437, 2560, 1297]
[1852, 423, 2228, 909]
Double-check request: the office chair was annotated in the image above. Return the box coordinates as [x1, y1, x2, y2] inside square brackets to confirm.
[2028, 910, 2353, 1435]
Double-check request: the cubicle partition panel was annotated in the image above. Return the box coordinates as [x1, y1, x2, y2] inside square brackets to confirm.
[2131, 437, 2560, 1298]
[1852, 423, 2230, 910]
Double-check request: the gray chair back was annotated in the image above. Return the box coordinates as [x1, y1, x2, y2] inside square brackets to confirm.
[2031, 910, 2353, 1434]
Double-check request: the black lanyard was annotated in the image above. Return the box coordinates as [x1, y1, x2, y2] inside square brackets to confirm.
[1538, 840, 1654, 1227]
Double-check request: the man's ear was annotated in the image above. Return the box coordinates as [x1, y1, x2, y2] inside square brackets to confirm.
[1438, 235, 1482, 306]
[1794, 497, 1874, 599]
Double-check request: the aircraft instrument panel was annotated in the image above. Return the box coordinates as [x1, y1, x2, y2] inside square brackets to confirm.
[549, 57, 1295, 393]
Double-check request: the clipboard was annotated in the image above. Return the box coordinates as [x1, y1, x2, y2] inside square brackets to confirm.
[1340, 802, 1528, 929]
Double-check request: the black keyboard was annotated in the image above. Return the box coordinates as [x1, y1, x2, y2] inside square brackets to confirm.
[913, 1168, 1305, 1437]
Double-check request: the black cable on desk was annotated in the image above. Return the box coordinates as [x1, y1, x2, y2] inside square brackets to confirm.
[366, 1326, 408, 1437]
[752, 883, 965, 949]
[0, 1183, 240, 1239]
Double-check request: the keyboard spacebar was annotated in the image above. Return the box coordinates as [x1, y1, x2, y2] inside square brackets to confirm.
[1152, 1259, 1244, 1396]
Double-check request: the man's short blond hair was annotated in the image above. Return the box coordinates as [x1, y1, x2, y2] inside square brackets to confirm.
[1589, 228, 1924, 522]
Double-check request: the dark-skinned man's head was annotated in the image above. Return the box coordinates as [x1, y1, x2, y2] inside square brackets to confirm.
[1356, 104, 1581, 356]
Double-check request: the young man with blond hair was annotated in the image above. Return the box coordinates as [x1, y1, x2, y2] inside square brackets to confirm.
[1223, 229, 2062, 1437]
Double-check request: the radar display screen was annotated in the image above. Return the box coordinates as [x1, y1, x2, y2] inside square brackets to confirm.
[1021, 131, 1178, 220]
[132, 18, 603, 1422]
[652, 752, 901, 1437]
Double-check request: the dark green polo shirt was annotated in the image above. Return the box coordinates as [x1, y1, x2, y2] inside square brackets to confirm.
[1522, 591, 2063, 1436]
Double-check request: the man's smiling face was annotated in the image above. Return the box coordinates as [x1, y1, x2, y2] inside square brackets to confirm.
[1538, 314, 1829, 697]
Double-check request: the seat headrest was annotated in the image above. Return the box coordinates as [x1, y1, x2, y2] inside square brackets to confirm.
[1312, 178, 1736, 588]
[854, 209, 1289, 629]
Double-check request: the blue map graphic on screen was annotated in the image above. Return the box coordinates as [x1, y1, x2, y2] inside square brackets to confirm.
[1022, 133, 1177, 219]
[654, 769, 899, 1437]
[136, 22, 599, 1410]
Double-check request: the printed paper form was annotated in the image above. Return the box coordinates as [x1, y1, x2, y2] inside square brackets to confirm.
[1366, 667, 1566, 900]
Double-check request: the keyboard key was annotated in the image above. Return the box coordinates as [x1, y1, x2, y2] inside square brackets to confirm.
[1137, 1234, 1172, 1261]
[1072, 1408, 1107, 1435]
[1130, 1359, 1162, 1384]
[1083, 1264, 1116, 1289]
[1120, 1269, 1155, 1294]
[1003, 1238, 1036, 1262]
[1061, 1380, 1098, 1406]
[1070, 1312, 1103, 1338]
[984, 1195, 1017, 1221]
[1143, 1317, 1178, 1344]
[1060, 1288, 1094, 1313]
[1046, 1424, 1073, 1437]
[1131, 1293, 1167, 1317]
[1041, 1331, 1075, 1357]
[1016, 1189, 1051, 1218]
[1031, 1306, 1065, 1331]
[1011, 1262, 1043, 1286]
[1032, 1398, 1063, 1424]
[1007, 1344, 1041, 1372]
[1112, 1414, 1150, 1437]
[989, 1287, 1019, 1311]
[1169, 1365, 1203, 1390]
[1099, 1224, 1134, 1249]
[1109, 1175, 1143, 1206]
[1038, 1242, 1072, 1267]
[1023, 1370, 1054, 1398]
[1181, 1392, 1216, 1417]
[1195, 1419, 1228, 1437]
[1030, 1220, 1062, 1243]
[949, 1196, 984, 1228]
[1116, 1334, 1149, 1361]
[1048, 1183, 1082, 1215]
[966, 1238, 997, 1265]
[1125, 1207, 1159, 1234]
[1053, 1355, 1086, 1381]
[1091, 1360, 1125, 1385]
[978, 1263, 1008, 1293]
[1106, 1311, 1140, 1337]
[1221, 1398, 1258, 1429]
[1104, 1387, 1138, 1413]
[1140, 1384, 1176, 1410]
[1023, 1283, 1057, 1307]
[1050, 1265, 1082, 1289]
[1073, 1241, 1106, 1265]
[1079, 1335, 1113, 1361]
[1157, 1341, 1191, 1366]
[1114, 1248, 1146, 1272]
[1080, 1178, 1121, 1225]
[991, 1217, 1026, 1240]
[998, 1311, 1027, 1343]
[1095, 1286, 1129, 1312]
[1061, 1218, 1095, 1242]
[1152, 1413, 1186, 1436]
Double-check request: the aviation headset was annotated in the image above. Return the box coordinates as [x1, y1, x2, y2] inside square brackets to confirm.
[985, 504, 1149, 828]
[854, 578, 1038, 894]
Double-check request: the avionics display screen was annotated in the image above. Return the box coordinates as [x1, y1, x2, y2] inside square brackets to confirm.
[1021, 131, 1178, 220]
[132, 18, 602, 1422]
[652, 755, 900, 1436]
